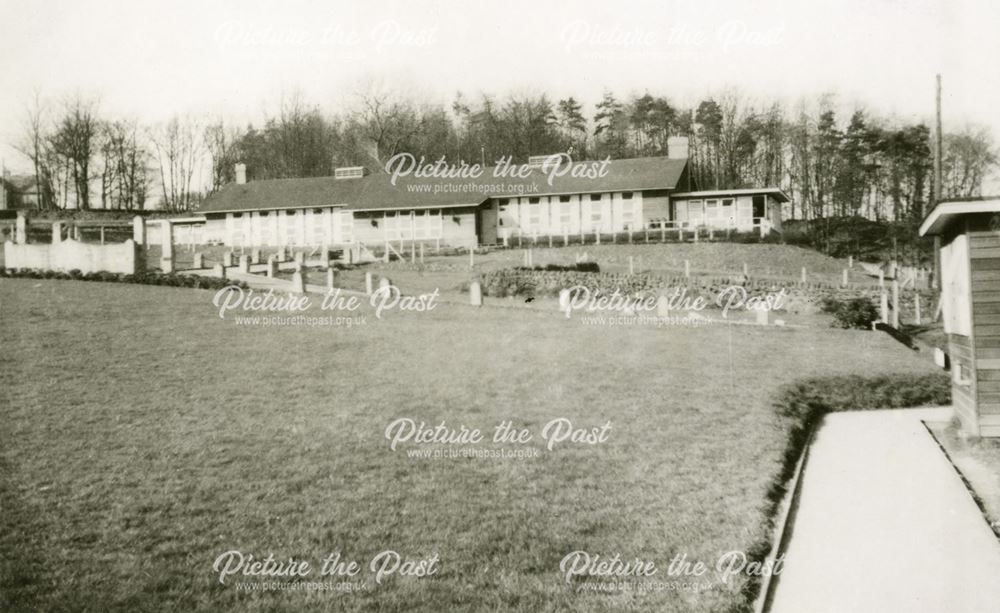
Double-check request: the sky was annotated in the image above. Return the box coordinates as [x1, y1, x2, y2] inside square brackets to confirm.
[0, 0, 997, 174]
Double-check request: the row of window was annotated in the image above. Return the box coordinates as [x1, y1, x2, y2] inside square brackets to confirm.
[233, 208, 330, 218]
[498, 192, 633, 206]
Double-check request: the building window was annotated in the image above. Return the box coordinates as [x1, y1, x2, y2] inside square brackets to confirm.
[687, 201, 703, 220]
[529, 197, 540, 204]
[559, 195, 571, 203]
[622, 192, 633, 200]
[590, 194, 601, 201]
[705, 200, 720, 218]
[498, 198, 509, 205]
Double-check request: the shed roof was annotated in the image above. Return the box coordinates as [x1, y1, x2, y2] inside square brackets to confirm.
[919, 197, 1000, 236]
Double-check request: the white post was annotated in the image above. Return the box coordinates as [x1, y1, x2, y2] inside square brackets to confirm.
[291, 270, 305, 294]
[800, 267, 807, 284]
[193, 253, 204, 269]
[365, 272, 374, 295]
[99, 226, 106, 245]
[238, 254, 250, 273]
[420, 243, 425, 263]
[469, 249, 474, 269]
[266, 255, 278, 278]
[559, 288, 571, 315]
[469, 281, 482, 307]
[222, 252, 233, 267]
[15, 211, 26, 244]
[160, 221, 174, 273]
[684, 260, 690, 278]
[848, 255, 854, 268]
[842, 269, 849, 287]
[132, 215, 145, 245]
[880, 290, 889, 323]
[915, 294, 922, 325]
[212, 263, 225, 278]
[51, 221, 62, 244]
[628, 256, 634, 275]
[327, 267, 337, 290]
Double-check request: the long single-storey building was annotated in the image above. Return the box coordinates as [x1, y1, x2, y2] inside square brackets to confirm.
[197, 139, 789, 249]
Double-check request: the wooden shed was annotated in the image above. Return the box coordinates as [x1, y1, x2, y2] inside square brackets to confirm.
[920, 197, 1000, 437]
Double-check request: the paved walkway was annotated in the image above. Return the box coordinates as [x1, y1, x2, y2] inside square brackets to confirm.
[768, 408, 1000, 613]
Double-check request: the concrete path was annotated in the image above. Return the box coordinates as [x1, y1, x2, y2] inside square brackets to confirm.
[768, 408, 1000, 613]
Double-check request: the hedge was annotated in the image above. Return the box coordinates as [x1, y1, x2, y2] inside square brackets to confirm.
[0, 267, 247, 291]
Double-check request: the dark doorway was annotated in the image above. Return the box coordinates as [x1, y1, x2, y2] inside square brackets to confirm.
[752, 195, 766, 219]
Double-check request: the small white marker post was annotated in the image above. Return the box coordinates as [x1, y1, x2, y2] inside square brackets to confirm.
[470, 281, 482, 307]
[684, 260, 690, 278]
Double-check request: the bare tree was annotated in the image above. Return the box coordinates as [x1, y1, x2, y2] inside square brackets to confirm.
[942, 125, 998, 198]
[204, 118, 241, 192]
[350, 82, 422, 166]
[150, 115, 204, 212]
[101, 119, 150, 210]
[48, 94, 100, 210]
[15, 90, 55, 210]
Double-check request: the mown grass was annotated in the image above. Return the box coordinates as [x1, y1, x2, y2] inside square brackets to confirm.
[0, 278, 940, 612]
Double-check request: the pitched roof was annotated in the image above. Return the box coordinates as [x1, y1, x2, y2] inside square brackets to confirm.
[198, 156, 689, 214]
[919, 197, 1000, 236]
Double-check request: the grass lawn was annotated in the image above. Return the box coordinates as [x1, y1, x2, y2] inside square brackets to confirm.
[0, 278, 939, 612]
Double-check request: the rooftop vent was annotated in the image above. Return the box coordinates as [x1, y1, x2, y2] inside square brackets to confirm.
[334, 166, 368, 180]
[526, 154, 567, 168]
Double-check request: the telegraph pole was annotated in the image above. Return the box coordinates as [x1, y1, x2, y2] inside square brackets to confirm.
[932, 74, 943, 289]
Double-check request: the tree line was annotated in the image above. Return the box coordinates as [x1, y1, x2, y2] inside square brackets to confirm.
[15, 86, 998, 222]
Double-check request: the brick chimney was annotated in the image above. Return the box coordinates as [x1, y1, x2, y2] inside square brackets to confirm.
[667, 137, 689, 160]
[235, 163, 247, 185]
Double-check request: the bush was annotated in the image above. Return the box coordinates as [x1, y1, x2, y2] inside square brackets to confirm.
[821, 296, 879, 329]
[0, 267, 246, 291]
[516, 262, 600, 273]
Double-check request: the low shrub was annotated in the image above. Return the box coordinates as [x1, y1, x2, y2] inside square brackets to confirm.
[820, 296, 879, 329]
[516, 262, 601, 273]
[0, 267, 246, 291]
